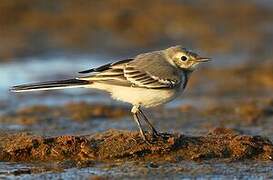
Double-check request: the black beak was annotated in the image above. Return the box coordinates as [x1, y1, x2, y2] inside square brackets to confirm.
[195, 57, 211, 62]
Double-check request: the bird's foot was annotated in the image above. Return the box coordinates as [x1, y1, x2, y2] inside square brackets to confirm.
[150, 129, 160, 138]
[152, 132, 173, 141]
[138, 131, 153, 145]
[142, 131, 173, 144]
[158, 132, 173, 139]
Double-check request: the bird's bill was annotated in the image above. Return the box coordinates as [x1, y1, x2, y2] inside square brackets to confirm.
[195, 57, 211, 62]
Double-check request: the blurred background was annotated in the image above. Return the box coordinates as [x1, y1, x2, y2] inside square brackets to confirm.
[0, 0, 273, 178]
[0, 0, 272, 133]
[0, 0, 272, 62]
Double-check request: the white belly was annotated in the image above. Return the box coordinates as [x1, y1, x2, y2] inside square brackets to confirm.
[88, 83, 180, 107]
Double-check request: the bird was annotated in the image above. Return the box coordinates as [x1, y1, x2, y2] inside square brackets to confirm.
[10, 46, 210, 143]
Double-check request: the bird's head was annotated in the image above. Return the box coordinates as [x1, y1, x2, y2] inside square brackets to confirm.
[165, 45, 211, 71]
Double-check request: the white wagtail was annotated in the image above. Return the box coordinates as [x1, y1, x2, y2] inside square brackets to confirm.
[11, 46, 210, 142]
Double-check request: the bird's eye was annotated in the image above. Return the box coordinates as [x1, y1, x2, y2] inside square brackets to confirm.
[180, 56, 188, 61]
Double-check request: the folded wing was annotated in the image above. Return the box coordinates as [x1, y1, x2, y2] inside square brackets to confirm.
[78, 52, 181, 89]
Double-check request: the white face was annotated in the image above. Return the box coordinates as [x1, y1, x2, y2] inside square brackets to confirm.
[165, 46, 210, 71]
[172, 51, 201, 70]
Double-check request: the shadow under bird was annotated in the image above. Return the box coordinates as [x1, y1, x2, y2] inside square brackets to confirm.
[11, 46, 210, 143]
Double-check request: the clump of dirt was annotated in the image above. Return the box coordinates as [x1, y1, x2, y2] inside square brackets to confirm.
[0, 102, 129, 125]
[0, 128, 272, 163]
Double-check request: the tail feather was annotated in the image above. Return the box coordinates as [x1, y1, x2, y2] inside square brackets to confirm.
[10, 79, 91, 92]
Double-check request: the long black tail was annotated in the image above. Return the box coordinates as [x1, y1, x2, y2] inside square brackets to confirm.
[10, 79, 91, 92]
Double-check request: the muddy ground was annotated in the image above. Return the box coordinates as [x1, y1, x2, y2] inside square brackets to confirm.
[0, 61, 273, 178]
[1, 128, 273, 163]
[1, 0, 273, 179]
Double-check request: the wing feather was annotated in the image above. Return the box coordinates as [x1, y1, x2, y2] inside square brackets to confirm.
[77, 52, 181, 89]
[78, 59, 133, 74]
[123, 65, 178, 88]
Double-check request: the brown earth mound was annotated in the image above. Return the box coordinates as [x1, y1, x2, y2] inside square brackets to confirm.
[1, 128, 272, 163]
